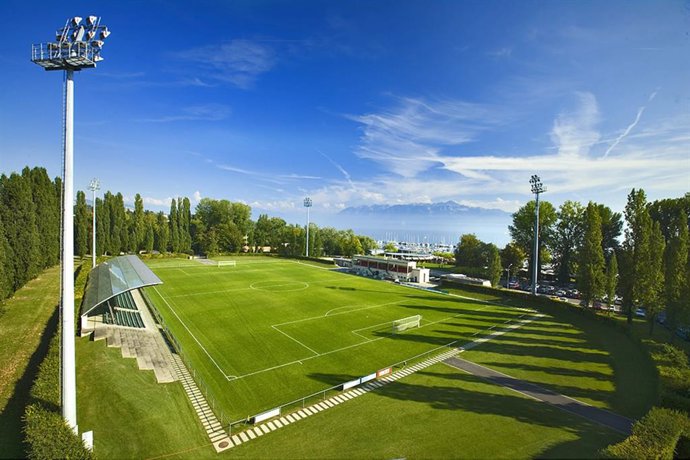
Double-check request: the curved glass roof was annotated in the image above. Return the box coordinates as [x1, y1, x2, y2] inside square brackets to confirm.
[81, 255, 162, 317]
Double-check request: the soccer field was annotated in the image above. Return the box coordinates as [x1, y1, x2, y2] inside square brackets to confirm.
[144, 257, 530, 421]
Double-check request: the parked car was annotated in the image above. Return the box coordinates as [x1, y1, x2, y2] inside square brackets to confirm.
[555, 289, 566, 297]
[635, 308, 646, 318]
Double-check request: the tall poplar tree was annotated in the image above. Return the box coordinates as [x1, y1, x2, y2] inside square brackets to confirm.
[74, 190, 89, 258]
[169, 198, 179, 253]
[578, 202, 605, 307]
[133, 193, 145, 251]
[664, 210, 689, 340]
[644, 221, 665, 335]
[487, 243, 502, 287]
[605, 251, 618, 311]
[181, 197, 192, 253]
[155, 211, 169, 253]
[0, 211, 13, 300]
[622, 189, 652, 324]
[29, 167, 60, 267]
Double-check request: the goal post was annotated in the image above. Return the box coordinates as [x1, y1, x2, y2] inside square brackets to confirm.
[217, 260, 236, 267]
[392, 314, 422, 333]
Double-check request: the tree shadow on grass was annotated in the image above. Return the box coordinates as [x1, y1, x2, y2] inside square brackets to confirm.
[0, 305, 59, 458]
[307, 369, 622, 457]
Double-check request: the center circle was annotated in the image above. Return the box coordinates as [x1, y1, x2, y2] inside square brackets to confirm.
[250, 281, 309, 292]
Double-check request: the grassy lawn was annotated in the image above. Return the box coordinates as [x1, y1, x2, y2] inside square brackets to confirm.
[75, 336, 214, 459]
[442, 285, 658, 419]
[216, 362, 623, 459]
[0, 265, 60, 458]
[143, 257, 535, 421]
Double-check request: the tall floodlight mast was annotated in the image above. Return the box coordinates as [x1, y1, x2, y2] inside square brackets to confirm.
[304, 197, 312, 257]
[88, 178, 100, 269]
[31, 15, 110, 434]
[529, 175, 546, 296]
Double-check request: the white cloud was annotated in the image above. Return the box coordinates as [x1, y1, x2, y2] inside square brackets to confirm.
[193, 190, 202, 202]
[143, 196, 172, 207]
[550, 92, 600, 157]
[348, 96, 502, 177]
[175, 39, 276, 89]
[603, 89, 658, 158]
[137, 104, 231, 123]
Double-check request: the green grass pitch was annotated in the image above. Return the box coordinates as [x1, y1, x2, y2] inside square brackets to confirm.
[144, 257, 535, 421]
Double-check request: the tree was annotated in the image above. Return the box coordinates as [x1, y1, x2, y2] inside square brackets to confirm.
[154, 212, 169, 253]
[621, 189, 652, 324]
[664, 210, 689, 341]
[143, 214, 155, 253]
[384, 242, 397, 253]
[552, 200, 585, 285]
[486, 243, 502, 287]
[169, 198, 179, 253]
[133, 193, 145, 251]
[358, 235, 377, 255]
[0, 211, 14, 300]
[605, 251, 618, 311]
[643, 221, 665, 335]
[578, 202, 605, 307]
[0, 172, 41, 290]
[500, 242, 525, 275]
[596, 204, 623, 256]
[455, 234, 485, 268]
[509, 200, 558, 287]
[29, 167, 60, 267]
[74, 190, 89, 258]
[180, 197, 192, 253]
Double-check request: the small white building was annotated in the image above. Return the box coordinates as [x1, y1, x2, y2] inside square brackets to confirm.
[352, 255, 430, 283]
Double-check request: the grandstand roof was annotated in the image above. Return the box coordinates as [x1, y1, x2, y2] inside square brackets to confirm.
[81, 255, 162, 317]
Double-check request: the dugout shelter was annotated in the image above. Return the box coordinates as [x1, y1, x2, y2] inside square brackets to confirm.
[80, 255, 162, 334]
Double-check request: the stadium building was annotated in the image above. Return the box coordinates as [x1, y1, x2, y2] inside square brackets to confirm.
[352, 255, 430, 283]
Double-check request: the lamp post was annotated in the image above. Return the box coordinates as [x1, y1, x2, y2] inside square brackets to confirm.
[32, 15, 110, 434]
[505, 264, 513, 289]
[88, 178, 100, 269]
[529, 175, 546, 296]
[304, 197, 312, 257]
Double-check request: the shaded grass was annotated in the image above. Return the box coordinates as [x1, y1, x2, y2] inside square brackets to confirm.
[75, 337, 213, 459]
[219, 363, 623, 459]
[0, 265, 60, 458]
[443, 285, 658, 419]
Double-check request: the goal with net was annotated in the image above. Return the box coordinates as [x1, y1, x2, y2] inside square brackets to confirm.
[217, 260, 236, 267]
[392, 315, 422, 333]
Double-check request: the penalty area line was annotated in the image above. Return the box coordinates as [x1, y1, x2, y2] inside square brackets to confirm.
[151, 286, 231, 380]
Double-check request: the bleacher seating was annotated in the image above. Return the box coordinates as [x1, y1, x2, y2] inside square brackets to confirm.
[102, 291, 145, 328]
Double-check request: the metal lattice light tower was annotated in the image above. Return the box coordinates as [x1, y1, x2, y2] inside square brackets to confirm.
[31, 15, 110, 434]
[529, 175, 546, 296]
[304, 197, 312, 257]
[88, 178, 100, 269]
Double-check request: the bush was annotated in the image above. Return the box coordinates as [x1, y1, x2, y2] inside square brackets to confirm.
[601, 407, 689, 459]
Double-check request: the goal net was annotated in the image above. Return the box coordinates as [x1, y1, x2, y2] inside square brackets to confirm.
[392, 315, 422, 333]
[217, 260, 236, 267]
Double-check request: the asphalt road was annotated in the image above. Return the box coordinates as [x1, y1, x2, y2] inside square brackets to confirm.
[444, 355, 634, 435]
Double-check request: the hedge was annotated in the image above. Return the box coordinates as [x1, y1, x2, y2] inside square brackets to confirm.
[23, 261, 92, 459]
[601, 407, 690, 459]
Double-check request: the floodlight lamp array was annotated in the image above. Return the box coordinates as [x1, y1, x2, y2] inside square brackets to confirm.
[530, 175, 546, 195]
[304, 197, 313, 208]
[32, 15, 110, 71]
[88, 178, 100, 191]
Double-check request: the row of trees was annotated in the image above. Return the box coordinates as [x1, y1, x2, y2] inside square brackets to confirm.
[0, 167, 61, 301]
[72, 193, 378, 259]
[454, 190, 689, 338]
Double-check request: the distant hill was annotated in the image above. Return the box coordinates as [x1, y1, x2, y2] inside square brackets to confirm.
[333, 201, 512, 245]
[339, 200, 509, 217]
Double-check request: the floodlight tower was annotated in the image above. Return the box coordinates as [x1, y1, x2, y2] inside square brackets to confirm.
[88, 178, 100, 269]
[529, 175, 546, 296]
[304, 197, 312, 257]
[31, 15, 110, 434]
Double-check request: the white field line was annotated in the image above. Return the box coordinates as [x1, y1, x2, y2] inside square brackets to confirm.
[271, 325, 320, 356]
[324, 300, 405, 317]
[227, 337, 386, 381]
[152, 286, 231, 379]
[166, 286, 255, 299]
[288, 260, 336, 270]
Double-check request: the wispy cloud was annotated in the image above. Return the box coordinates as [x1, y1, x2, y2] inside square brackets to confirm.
[349, 96, 503, 177]
[488, 47, 513, 58]
[174, 39, 276, 89]
[217, 163, 321, 183]
[136, 104, 231, 123]
[550, 91, 600, 156]
[603, 89, 658, 158]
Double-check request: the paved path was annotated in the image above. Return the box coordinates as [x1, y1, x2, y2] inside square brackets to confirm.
[443, 356, 633, 435]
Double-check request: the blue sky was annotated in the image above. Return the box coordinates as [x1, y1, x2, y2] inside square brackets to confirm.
[1, 1, 688, 244]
